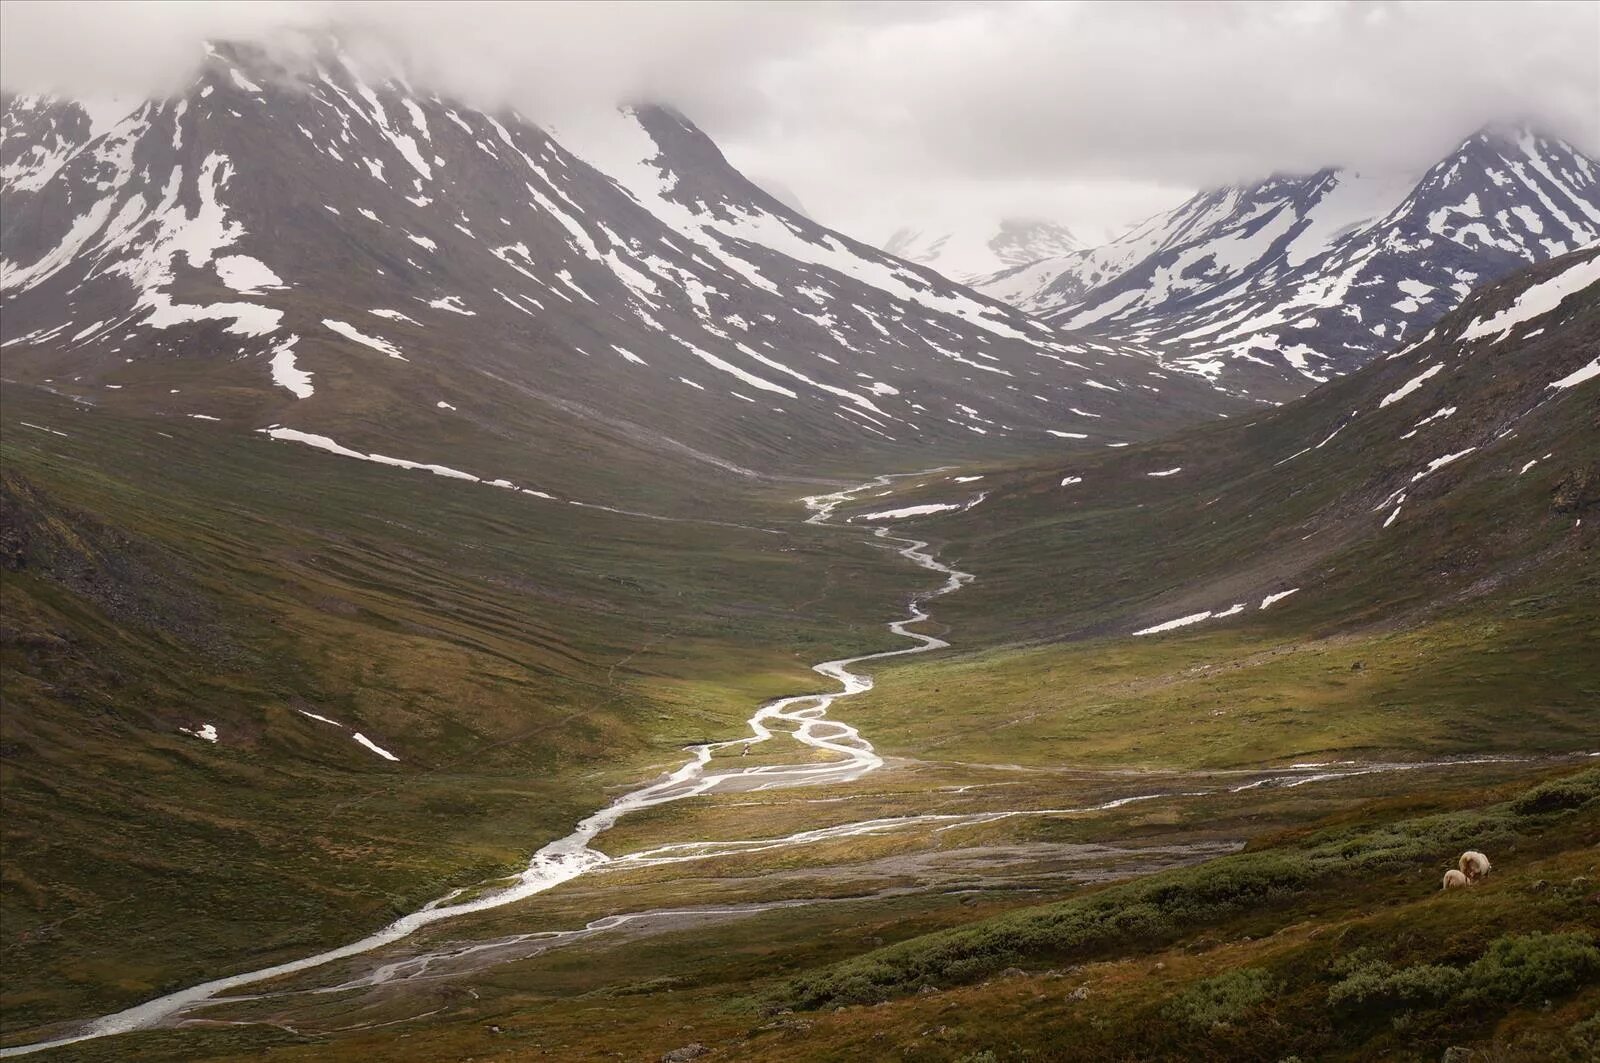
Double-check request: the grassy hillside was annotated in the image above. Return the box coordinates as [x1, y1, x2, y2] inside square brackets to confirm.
[837, 250, 1598, 646]
[848, 592, 1598, 772]
[814, 251, 1599, 772]
[0, 382, 926, 1036]
[56, 767, 1598, 1062]
[1, 254, 1592, 1059]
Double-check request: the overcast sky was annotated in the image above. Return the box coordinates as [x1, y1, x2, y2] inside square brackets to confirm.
[4, 1, 1596, 245]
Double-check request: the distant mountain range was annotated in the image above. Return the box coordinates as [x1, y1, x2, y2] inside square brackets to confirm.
[882, 218, 1084, 284]
[970, 129, 1600, 398]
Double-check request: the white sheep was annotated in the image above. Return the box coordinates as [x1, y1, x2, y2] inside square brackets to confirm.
[1459, 850, 1492, 882]
[1442, 869, 1469, 890]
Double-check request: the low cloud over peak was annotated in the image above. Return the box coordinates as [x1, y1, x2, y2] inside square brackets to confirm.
[4, 0, 1594, 241]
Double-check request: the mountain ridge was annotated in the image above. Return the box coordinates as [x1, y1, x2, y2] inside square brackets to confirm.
[2, 43, 1237, 516]
[846, 245, 1599, 646]
[974, 127, 1600, 398]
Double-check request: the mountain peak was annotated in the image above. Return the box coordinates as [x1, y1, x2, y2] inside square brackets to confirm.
[974, 128, 1600, 397]
[881, 216, 1082, 283]
[1, 77, 1233, 501]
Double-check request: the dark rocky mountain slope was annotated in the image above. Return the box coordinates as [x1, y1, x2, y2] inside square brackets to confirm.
[854, 247, 1599, 644]
[3, 44, 1234, 515]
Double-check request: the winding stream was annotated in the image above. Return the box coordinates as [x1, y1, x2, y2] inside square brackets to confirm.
[6, 473, 1578, 1055]
[2, 472, 973, 1057]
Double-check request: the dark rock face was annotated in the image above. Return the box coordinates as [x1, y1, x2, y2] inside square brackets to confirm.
[977, 130, 1600, 400]
[660, 1044, 708, 1062]
[0, 471, 226, 653]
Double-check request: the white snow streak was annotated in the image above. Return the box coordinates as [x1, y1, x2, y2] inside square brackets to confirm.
[1547, 357, 1599, 390]
[1379, 364, 1443, 407]
[324, 319, 405, 359]
[1259, 589, 1300, 610]
[352, 733, 400, 762]
[1133, 611, 1212, 636]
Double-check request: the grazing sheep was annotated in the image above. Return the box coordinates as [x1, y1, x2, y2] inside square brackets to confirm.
[1442, 869, 1469, 890]
[1459, 850, 1492, 882]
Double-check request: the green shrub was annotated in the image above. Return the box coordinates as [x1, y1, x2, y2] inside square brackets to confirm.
[1328, 959, 1464, 1011]
[778, 771, 1600, 1010]
[1560, 1010, 1600, 1061]
[1510, 774, 1600, 815]
[1462, 932, 1600, 1004]
[780, 852, 1334, 1009]
[1327, 946, 1384, 979]
[1166, 967, 1280, 1028]
[1327, 932, 1600, 1017]
[581, 976, 682, 998]
[825, 973, 893, 1005]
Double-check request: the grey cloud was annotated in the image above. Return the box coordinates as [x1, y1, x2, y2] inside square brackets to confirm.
[3, 1, 1595, 242]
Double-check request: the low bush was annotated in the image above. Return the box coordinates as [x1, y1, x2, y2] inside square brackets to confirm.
[778, 770, 1599, 1010]
[1328, 959, 1464, 1011]
[1510, 773, 1600, 815]
[1328, 932, 1599, 1016]
[783, 854, 1322, 1007]
[1462, 932, 1600, 1004]
[1166, 967, 1280, 1028]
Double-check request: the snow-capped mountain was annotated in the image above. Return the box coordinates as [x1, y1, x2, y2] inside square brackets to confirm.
[883, 218, 1083, 284]
[976, 130, 1600, 398]
[0, 44, 1233, 499]
[978, 168, 1416, 320]
[887, 245, 1598, 645]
